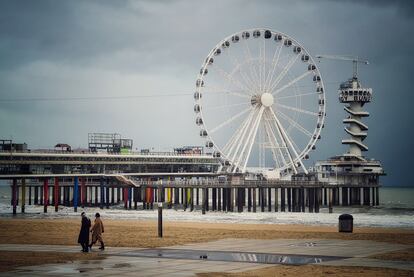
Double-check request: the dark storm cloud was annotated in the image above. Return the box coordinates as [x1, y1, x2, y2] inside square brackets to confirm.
[0, 0, 413, 186]
[332, 0, 414, 18]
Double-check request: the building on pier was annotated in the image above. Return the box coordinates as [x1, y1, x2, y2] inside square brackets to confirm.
[0, 151, 220, 178]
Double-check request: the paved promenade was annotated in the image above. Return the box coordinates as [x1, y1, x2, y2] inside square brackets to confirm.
[0, 238, 412, 276]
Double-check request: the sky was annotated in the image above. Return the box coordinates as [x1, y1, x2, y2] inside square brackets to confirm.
[0, 0, 413, 186]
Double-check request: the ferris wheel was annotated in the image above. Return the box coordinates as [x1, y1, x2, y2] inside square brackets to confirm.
[194, 28, 326, 176]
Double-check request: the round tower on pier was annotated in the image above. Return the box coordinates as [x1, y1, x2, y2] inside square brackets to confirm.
[339, 77, 372, 157]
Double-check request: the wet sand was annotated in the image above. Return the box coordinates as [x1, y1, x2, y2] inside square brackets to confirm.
[0, 251, 103, 272]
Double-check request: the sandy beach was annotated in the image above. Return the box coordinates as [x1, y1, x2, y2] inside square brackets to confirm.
[1, 218, 414, 248]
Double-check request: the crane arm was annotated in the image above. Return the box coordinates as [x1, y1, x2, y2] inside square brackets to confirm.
[316, 54, 369, 78]
[315, 55, 369, 64]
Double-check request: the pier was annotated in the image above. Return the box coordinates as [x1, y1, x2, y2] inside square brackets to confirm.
[2, 167, 380, 216]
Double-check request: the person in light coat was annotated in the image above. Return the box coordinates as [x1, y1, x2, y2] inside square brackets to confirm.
[89, 212, 105, 250]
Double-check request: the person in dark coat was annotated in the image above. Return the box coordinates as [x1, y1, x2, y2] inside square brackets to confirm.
[78, 212, 91, 252]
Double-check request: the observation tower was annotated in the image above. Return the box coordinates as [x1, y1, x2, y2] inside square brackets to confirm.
[314, 56, 385, 206]
[340, 76, 371, 157]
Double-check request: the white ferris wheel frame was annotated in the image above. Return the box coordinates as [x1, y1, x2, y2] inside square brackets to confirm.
[194, 28, 326, 175]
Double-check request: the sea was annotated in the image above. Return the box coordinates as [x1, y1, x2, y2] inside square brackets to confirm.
[0, 182, 412, 229]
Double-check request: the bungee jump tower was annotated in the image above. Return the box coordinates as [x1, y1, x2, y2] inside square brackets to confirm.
[315, 56, 385, 206]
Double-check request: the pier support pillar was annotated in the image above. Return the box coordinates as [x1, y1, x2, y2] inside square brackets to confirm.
[81, 178, 86, 208]
[40, 184, 43, 205]
[54, 177, 59, 212]
[202, 188, 206, 215]
[274, 188, 279, 212]
[281, 188, 286, 212]
[237, 188, 243, 213]
[43, 179, 49, 213]
[267, 188, 272, 212]
[12, 179, 17, 215]
[73, 177, 79, 212]
[190, 188, 194, 211]
[363, 187, 370, 206]
[301, 188, 305, 212]
[287, 188, 292, 212]
[212, 188, 217, 211]
[21, 179, 26, 213]
[124, 187, 129, 209]
[133, 187, 138, 210]
[222, 188, 227, 212]
[371, 187, 375, 206]
[217, 188, 222, 211]
[247, 188, 252, 212]
[28, 185, 32, 206]
[94, 186, 98, 206]
[260, 188, 265, 212]
[342, 187, 348, 206]
[328, 188, 333, 213]
[375, 187, 379, 206]
[315, 188, 320, 213]
[205, 188, 209, 212]
[105, 185, 110, 209]
[129, 187, 133, 209]
[308, 188, 314, 213]
[252, 188, 257, 213]
[230, 188, 234, 212]
[99, 178, 104, 209]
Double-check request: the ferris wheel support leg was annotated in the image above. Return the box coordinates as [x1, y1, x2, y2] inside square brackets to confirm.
[236, 107, 262, 172]
[231, 108, 259, 172]
[270, 109, 308, 175]
[226, 108, 255, 161]
[242, 107, 265, 172]
[269, 111, 297, 174]
[263, 116, 286, 168]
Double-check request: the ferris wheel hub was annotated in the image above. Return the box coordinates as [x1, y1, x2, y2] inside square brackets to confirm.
[260, 93, 274, 107]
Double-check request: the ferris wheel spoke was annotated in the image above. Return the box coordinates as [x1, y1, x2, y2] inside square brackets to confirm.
[264, 42, 283, 92]
[259, 39, 266, 93]
[228, 108, 258, 164]
[243, 40, 261, 90]
[274, 103, 318, 116]
[225, 108, 256, 159]
[264, 110, 289, 167]
[242, 107, 265, 171]
[204, 85, 250, 99]
[269, 108, 308, 174]
[226, 51, 257, 94]
[234, 106, 264, 172]
[269, 54, 300, 93]
[272, 71, 312, 96]
[263, 116, 283, 168]
[203, 101, 248, 111]
[210, 106, 252, 134]
[275, 110, 313, 138]
[258, 125, 266, 168]
[214, 65, 254, 95]
[275, 91, 319, 101]
[262, 39, 268, 94]
[222, 121, 245, 155]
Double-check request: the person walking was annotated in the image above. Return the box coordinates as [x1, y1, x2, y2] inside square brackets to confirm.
[78, 212, 91, 252]
[89, 212, 105, 250]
